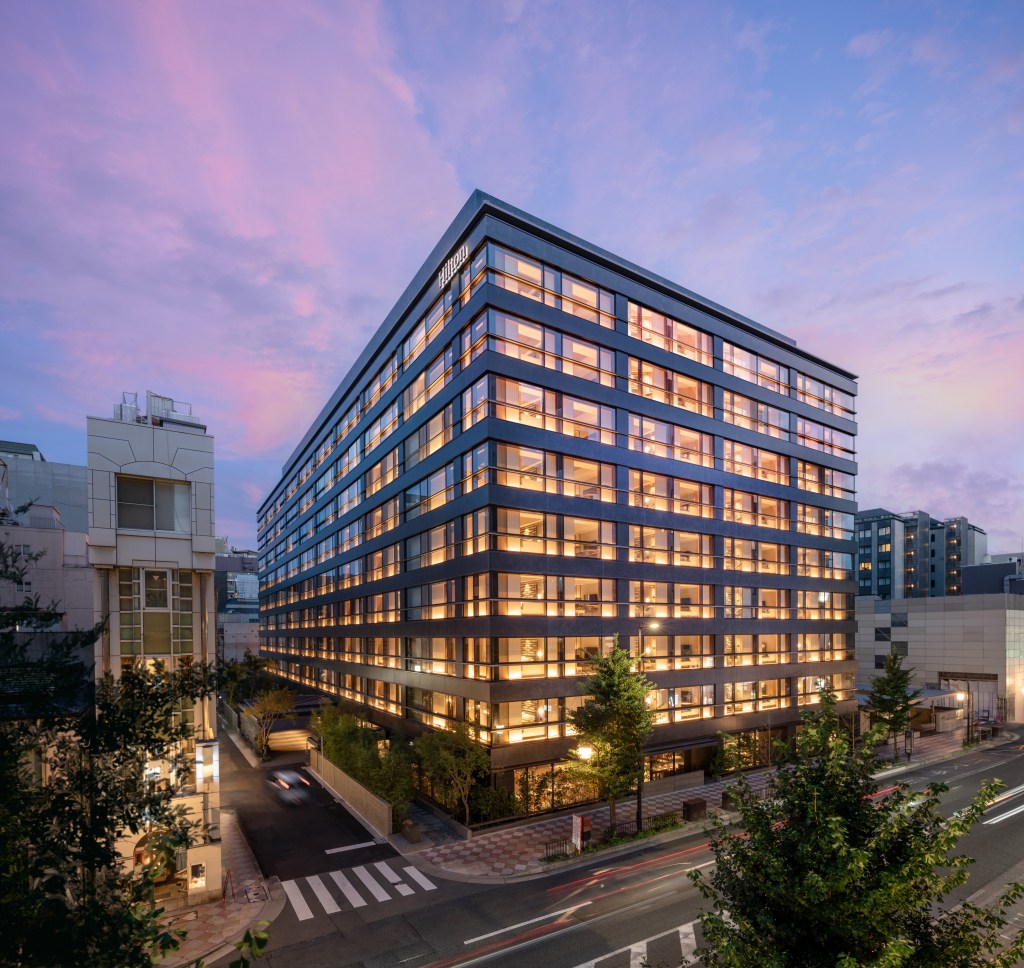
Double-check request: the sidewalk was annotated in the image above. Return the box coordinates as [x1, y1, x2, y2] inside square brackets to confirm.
[156, 716, 287, 967]
[409, 726, 1013, 881]
[159, 809, 283, 968]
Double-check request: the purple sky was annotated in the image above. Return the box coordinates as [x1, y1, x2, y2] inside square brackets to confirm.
[2, 2, 1022, 551]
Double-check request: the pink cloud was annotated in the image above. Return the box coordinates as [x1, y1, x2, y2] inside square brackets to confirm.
[848, 29, 894, 58]
[2, 1, 1022, 548]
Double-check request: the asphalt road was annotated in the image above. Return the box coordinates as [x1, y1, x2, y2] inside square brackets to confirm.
[218, 737, 1024, 968]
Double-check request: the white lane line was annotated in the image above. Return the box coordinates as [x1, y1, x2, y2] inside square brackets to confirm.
[989, 782, 1024, 807]
[570, 920, 699, 968]
[403, 866, 438, 891]
[984, 801, 1024, 825]
[352, 865, 391, 902]
[464, 902, 592, 945]
[281, 879, 314, 921]
[375, 860, 414, 896]
[329, 870, 366, 908]
[306, 874, 340, 914]
[325, 840, 377, 855]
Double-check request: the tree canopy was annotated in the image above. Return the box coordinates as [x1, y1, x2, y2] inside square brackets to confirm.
[0, 536, 242, 966]
[416, 723, 490, 826]
[246, 686, 296, 758]
[567, 641, 654, 828]
[690, 689, 1024, 967]
[869, 653, 922, 747]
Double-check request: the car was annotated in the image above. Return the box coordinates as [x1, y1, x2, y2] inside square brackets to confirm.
[265, 768, 312, 805]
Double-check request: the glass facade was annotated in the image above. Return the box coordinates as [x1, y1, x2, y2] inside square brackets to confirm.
[258, 193, 858, 779]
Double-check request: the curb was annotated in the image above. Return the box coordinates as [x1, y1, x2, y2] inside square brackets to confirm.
[404, 812, 728, 886]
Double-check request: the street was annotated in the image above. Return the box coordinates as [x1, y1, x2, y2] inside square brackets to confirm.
[217, 738, 1024, 968]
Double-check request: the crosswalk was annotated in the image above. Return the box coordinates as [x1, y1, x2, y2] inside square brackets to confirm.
[571, 921, 697, 968]
[281, 859, 438, 921]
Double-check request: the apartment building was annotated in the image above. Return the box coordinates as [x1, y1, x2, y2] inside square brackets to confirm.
[856, 508, 987, 599]
[87, 391, 221, 904]
[258, 192, 858, 791]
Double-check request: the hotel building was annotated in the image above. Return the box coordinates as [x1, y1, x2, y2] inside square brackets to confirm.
[258, 192, 858, 792]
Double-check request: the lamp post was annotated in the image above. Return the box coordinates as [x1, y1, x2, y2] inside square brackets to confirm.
[957, 687, 974, 745]
[637, 620, 661, 672]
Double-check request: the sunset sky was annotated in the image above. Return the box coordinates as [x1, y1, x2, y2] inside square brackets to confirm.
[2, 1, 1021, 551]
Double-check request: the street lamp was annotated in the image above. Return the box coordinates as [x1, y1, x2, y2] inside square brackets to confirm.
[637, 621, 661, 671]
[577, 743, 593, 762]
[956, 687, 974, 745]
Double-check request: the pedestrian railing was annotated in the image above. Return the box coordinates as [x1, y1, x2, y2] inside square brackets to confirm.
[543, 810, 681, 858]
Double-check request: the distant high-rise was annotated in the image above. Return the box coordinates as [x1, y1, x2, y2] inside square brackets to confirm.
[856, 508, 986, 599]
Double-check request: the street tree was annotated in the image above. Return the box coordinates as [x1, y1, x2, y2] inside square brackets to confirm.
[869, 653, 921, 750]
[220, 648, 275, 708]
[0, 536, 238, 967]
[567, 640, 655, 829]
[246, 686, 296, 758]
[416, 723, 490, 826]
[689, 688, 1024, 968]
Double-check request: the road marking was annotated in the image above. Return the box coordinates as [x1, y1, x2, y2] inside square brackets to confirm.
[403, 866, 438, 891]
[375, 860, 414, 896]
[353, 864, 391, 902]
[325, 840, 377, 854]
[570, 921, 697, 968]
[329, 869, 367, 908]
[984, 801, 1024, 825]
[989, 782, 1024, 807]
[282, 879, 314, 921]
[464, 903, 592, 945]
[306, 874, 340, 914]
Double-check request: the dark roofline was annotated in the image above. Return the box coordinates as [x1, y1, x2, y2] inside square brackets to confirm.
[263, 190, 858, 511]
[0, 440, 45, 460]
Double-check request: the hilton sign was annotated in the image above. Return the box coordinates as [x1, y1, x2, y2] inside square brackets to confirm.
[437, 243, 469, 290]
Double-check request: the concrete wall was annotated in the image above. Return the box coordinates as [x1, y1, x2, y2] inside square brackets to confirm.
[309, 748, 393, 837]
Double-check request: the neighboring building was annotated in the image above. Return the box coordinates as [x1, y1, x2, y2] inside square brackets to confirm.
[215, 548, 260, 665]
[0, 440, 89, 532]
[963, 557, 1024, 596]
[856, 508, 987, 599]
[87, 391, 221, 904]
[258, 191, 859, 793]
[0, 503, 93, 662]
[0, 439, 45, 462]
[856, 591, 1024, 723]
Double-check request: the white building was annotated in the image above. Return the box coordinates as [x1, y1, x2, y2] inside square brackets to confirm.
[857, 593, 1024, 724]
[87, 391, 221, 904]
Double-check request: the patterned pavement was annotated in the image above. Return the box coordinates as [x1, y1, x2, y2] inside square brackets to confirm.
[159, 808, 282, 967]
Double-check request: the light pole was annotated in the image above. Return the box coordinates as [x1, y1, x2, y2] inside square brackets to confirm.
[637, 620, 661, 672]
[957, 687, 974, 745]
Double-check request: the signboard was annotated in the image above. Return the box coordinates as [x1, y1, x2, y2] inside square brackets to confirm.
[571, 814, 583, 853]
[571, 813, 591, 853]
[437, 243, 468, 290]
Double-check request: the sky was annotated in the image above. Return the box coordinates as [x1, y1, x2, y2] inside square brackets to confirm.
[1, 1, 1022, 551]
